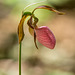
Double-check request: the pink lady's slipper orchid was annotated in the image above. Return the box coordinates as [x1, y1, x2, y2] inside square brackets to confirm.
[34, 26, 56, 49]
[18, 4, 64, 75]
[18, 5, 64, 49]
[27, 15, 56, 49]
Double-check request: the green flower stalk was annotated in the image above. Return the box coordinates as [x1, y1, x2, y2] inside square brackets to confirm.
[19, 42, 21, 75]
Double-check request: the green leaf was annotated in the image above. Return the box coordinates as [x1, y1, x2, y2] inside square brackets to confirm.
[22, 12, 32, 17]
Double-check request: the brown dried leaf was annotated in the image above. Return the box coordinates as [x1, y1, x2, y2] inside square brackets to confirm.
[18, 16, 26, 43]
[18, 12, 32, 43]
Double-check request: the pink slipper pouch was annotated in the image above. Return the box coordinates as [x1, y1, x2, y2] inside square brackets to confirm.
[35, 26, 56, 49]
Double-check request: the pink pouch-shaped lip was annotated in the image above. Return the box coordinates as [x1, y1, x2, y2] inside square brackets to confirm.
[35, 26, 56, 49]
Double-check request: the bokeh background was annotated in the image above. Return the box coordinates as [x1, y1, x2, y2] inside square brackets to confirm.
[0, 0, 75, 75]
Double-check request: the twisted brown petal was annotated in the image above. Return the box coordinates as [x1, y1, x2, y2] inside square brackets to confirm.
[32, 5, 65, 15]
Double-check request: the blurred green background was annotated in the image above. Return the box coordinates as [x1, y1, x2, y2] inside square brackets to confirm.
[0, 0, 75, 75]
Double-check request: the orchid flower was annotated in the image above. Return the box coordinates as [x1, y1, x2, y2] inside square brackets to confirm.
[18, 5, 64, 49]
[27, 15, 56, 49]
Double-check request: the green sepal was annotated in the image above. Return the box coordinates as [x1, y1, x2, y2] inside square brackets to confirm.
[22, 12, 32, 17]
